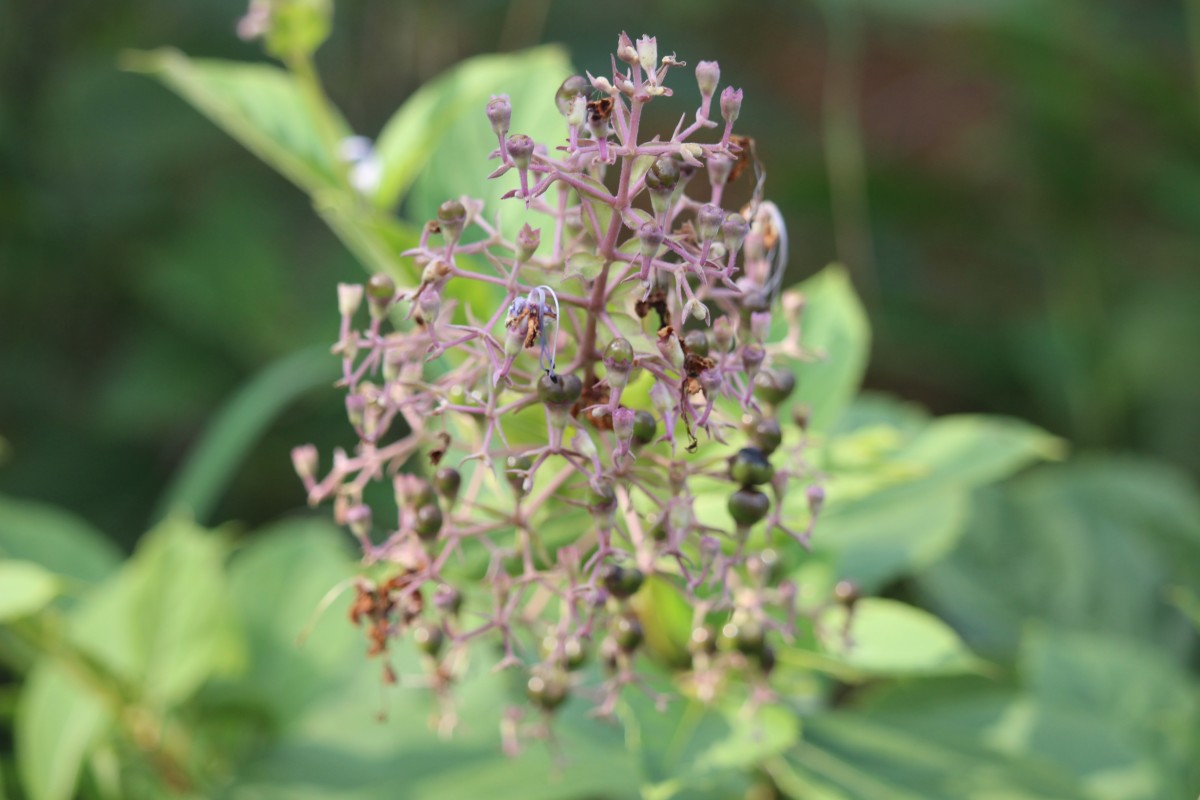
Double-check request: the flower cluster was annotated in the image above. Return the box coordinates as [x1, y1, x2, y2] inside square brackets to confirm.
[293, 33, 843, 745]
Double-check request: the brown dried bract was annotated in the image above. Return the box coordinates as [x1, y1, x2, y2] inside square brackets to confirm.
[635, 288, 670, 329]
[429, 431, 452, 466]
[573, 378, 613, 429]
[729, 135, 755, 183]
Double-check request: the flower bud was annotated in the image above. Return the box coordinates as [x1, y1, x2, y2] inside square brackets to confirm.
[713, 316, 735, 352]
[833, 579, 859, 606]
[721, 213, 749, 256]
[617, 32, 638, 65]
[613, 407, 636, 442]
[696, 203, 725, 242]
[707, 152, 734, 188]
[566, 94, 586, 128]
[417, 286, 441, 323]
[291, 444, 319, 480]
[638, 222, 664, 258]
[750, 310, 771, 343]
[516, 224, 540, 262]
[742, 343, 766, 378]
[636, 35, 658, 77]
[720, 86, 743, 124]
[506, 134, 535, 170]
[683, 299, 710, 324]
[645, 156, 680, 217]
[656, 329, 685, 370]
[698, 368, 722, 396]
[337, 283, 363, 317]
[345, 394, 366, 429]
[436, 199, 466, 248]
[556, 75, 589, 117]
[696, 60, 720, 100]
[346, 503, 371, 540]
[806, 484, 826, 515]
[486, 94, 511, 139]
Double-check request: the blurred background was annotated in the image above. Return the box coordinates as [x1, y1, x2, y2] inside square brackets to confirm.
[2, 0, 1198, 543]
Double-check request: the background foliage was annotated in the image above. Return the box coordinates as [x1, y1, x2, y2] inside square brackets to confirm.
[1, 1, 1198, 798]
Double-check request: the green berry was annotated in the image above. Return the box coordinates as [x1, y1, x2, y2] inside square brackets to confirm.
[749, 417, 783, 454]
[604, 338, 635, 372]
[527, 668, 569, 711]
[505, 455, 533, 495]
[537, 372, 583, 407]
[434, 467, 461, 501]
[645, 155, 680, 192]
[412, 621, 444, 656]
[601, 564, 644, 599]
[542, 634, 588, 670]
[728, 487, 770, 527]
[366, 273, 395, 300]
[436, 199, 466, 225]
[754, 368, 796, 405]
[729, 447, 774, 487]
[611, 614, 643, 652]
[632, 410, 657, 445]
[683, 329, 710, 358]
[414, 504, 443, 540]
[721, 619, 765, 656]
[590, 479, 617, 514]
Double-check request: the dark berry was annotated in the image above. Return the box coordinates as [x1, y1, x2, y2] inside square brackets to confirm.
[728, 487, 770, 527]
[611, 614, 643, 652]
[729, 447, 774, 487]
[414, 504, 443, 540]
[601, 563, 644, 599]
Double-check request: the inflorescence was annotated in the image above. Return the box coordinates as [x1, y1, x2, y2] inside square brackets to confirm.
[293, 33, 846, 748]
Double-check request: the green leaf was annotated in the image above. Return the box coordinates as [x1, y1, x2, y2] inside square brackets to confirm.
[124, 50, 347, 193]
[630, 575, 693, 669]
[73, 517, 242, 708]
[374, 45, 572, 213]
[0, 495, 120, 584]
[565, 251, 604, 280]
[154, 345, 340, 525]
[226, 518, 359, 723]
[816, 598, 982, 677]
[916, 458, 1200, 660]
[787, 264, 870, 434]
[0, 562, 60, 622]
[16, 660, 112, 800]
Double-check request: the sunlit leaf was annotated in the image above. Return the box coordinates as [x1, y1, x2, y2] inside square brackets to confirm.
[0, 562, 60, 622]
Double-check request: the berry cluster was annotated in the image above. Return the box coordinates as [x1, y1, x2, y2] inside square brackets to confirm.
[293, 33, 833, 742]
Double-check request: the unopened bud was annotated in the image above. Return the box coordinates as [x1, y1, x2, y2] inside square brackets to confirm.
[696, 60, 720, 100]
[366, 273, 395, 319]
[720, 86, 743, 124]
[617, 32, 637, 65]
[742, 343, 765, 377]
[486, 95, 511, 139]
[707, 152, 734, 188]
[613, 407, 636, 442]
[417, 286, 441, 323]
[291, 444, 318, 480]
[507, 134, 535, 170]
[345, 394, 366, 429]
[638, 222, 665, 258]
[697, 203, 725, 242]
[721, 213, 749, 256]
[516, 224, 540, 262]
[337, 283, 363, 318]
[566, 94, 586, 128]
[713, 315, 736, 352]
[750, 310, 771, 343]
[806, 484, 826, 514]
[346, 504, 371, 541]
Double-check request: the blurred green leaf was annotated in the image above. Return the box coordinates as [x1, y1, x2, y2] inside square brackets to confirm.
[816, 598, 981, 677]
[16, 660, 112, 800]
[0, 562, 60, 622]
[374, 45, 570, 214]
[73, 517, 241, 709]
[0, 495, 120, 584]
[124, 49, 347, 192]
[815, 412, 1060, 589]
[631, 575, 693, 669]
[226, 517, 359, 723]
[916, 459, 1200, 660]
[789, 265, 870, 434]
[154, 345, 339, 525]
